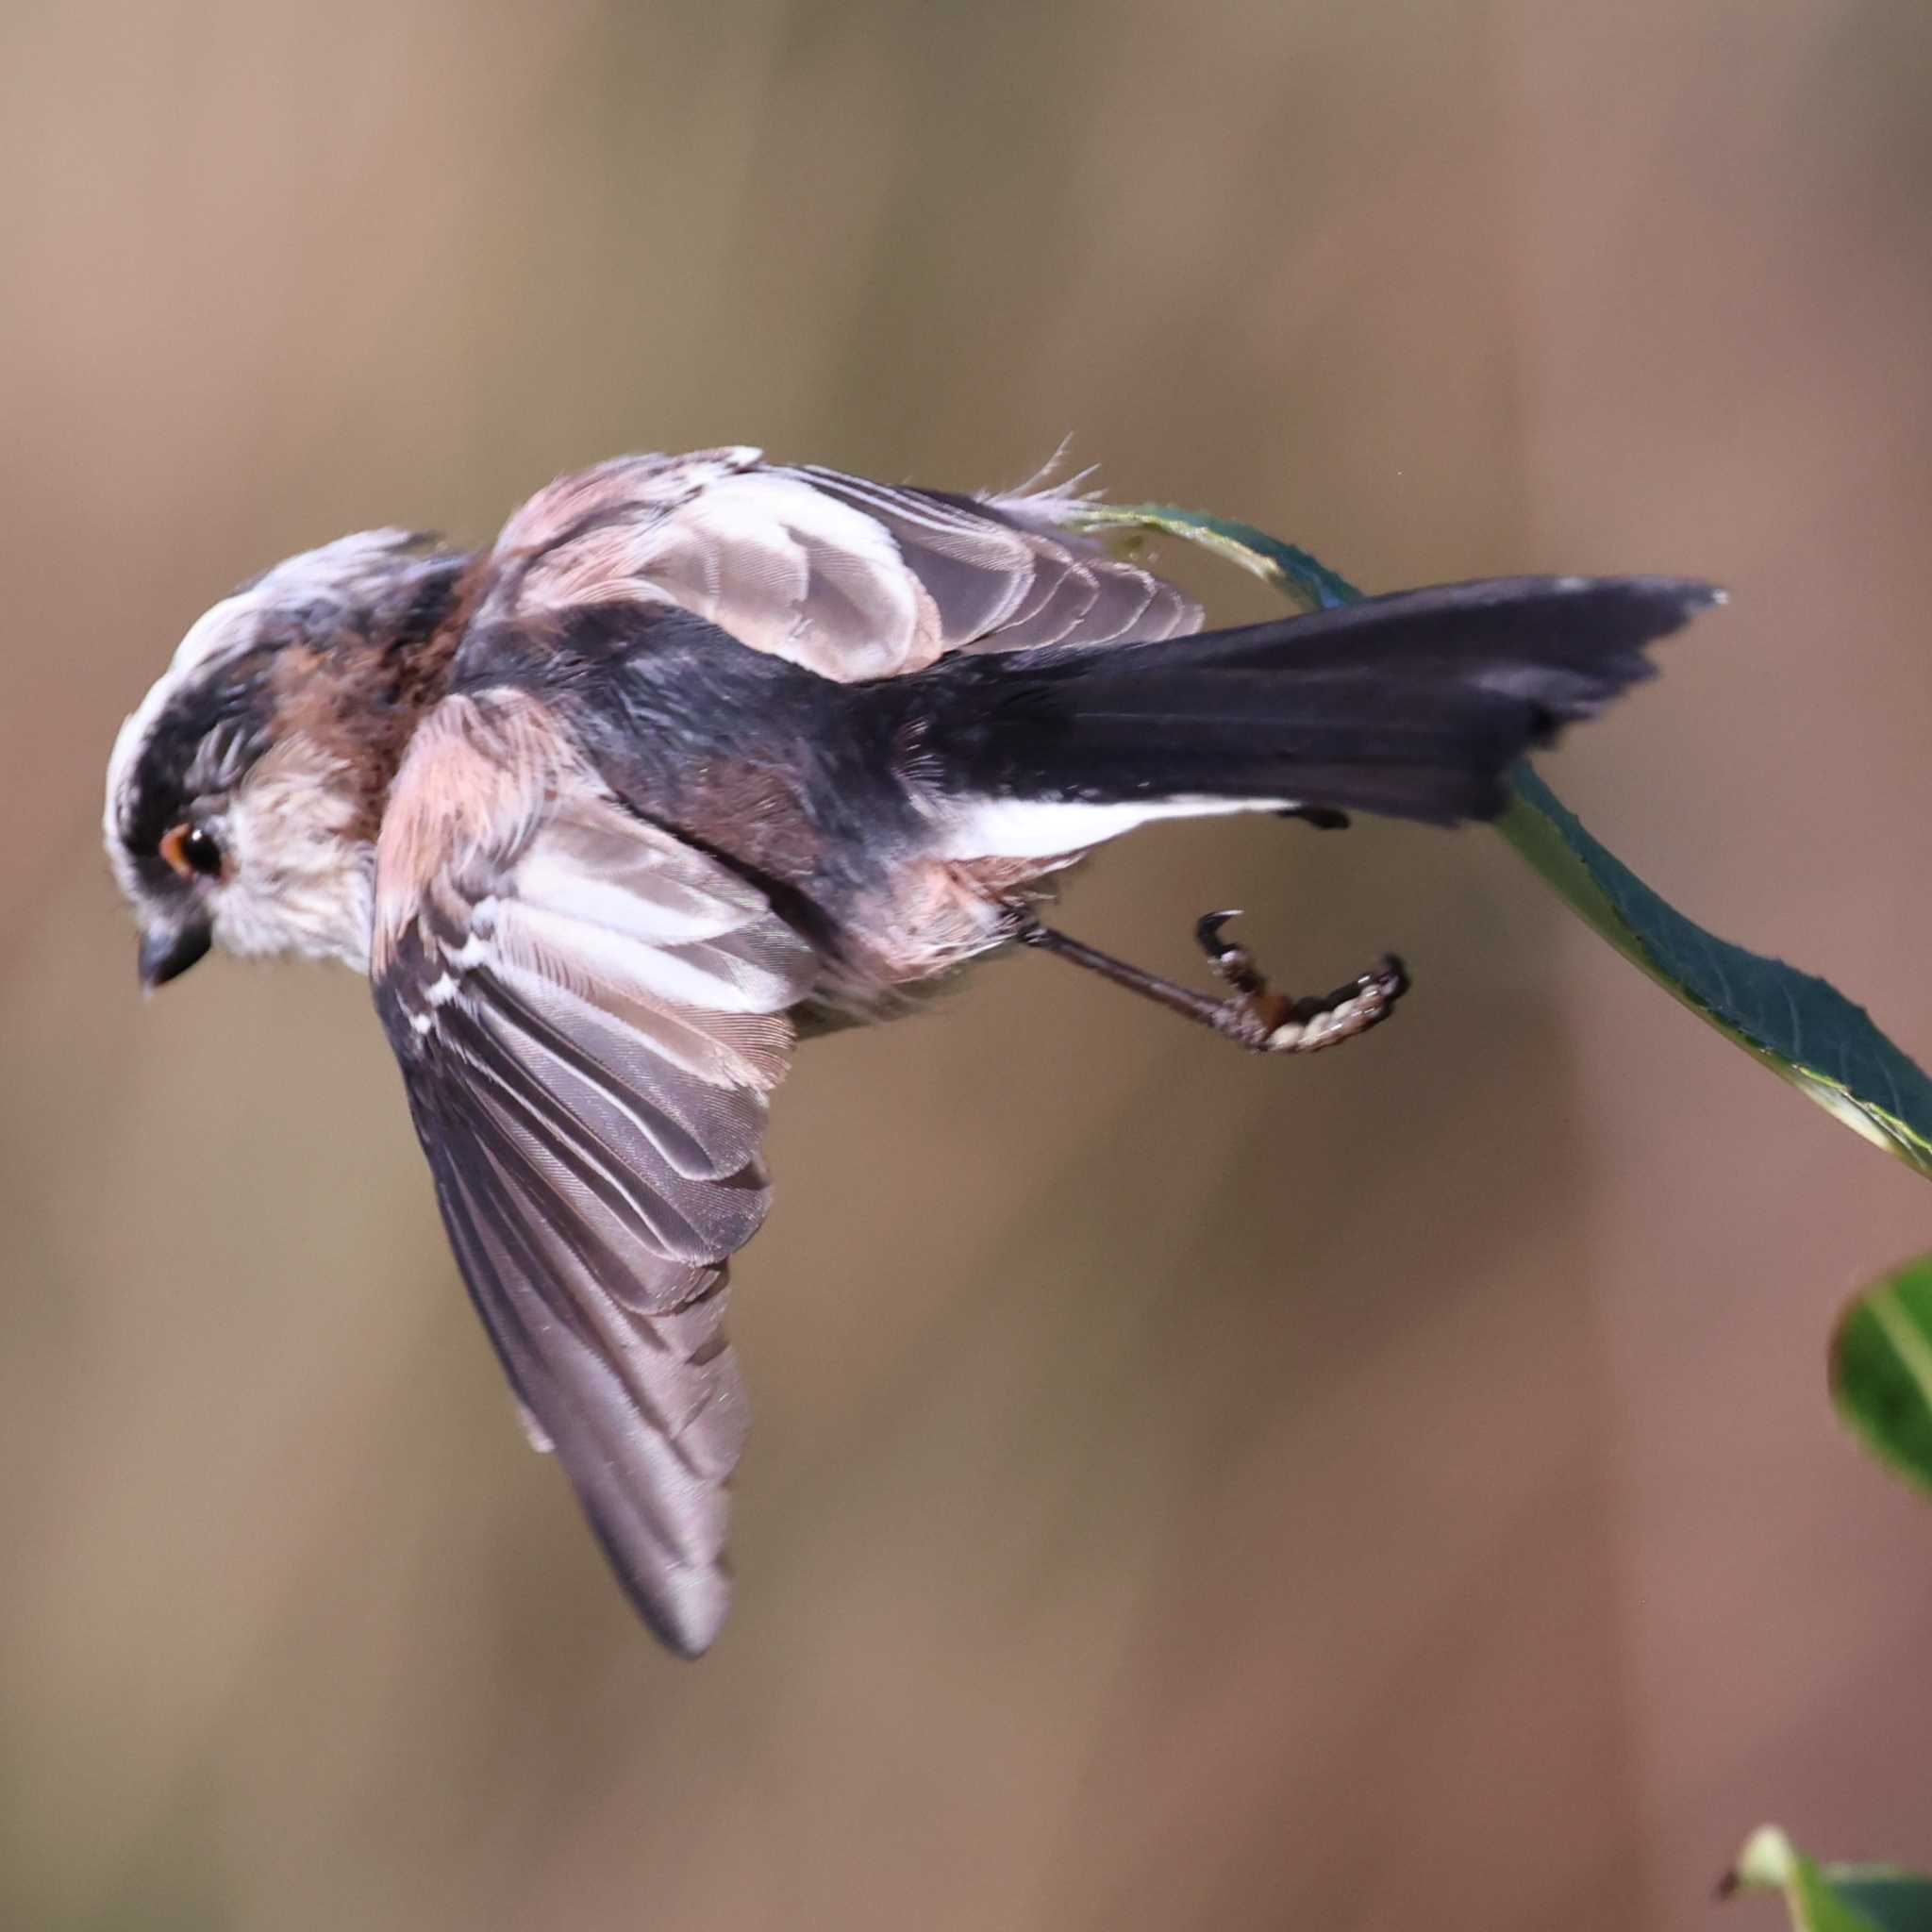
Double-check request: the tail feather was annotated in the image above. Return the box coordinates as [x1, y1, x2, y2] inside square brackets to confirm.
[912, 575, 1718, 837]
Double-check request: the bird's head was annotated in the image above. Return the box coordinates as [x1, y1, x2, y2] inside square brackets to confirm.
[105, 530, 471, 984]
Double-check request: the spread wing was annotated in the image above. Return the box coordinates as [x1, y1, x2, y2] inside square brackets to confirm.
[475, 444, 1202, 681]
[371, 690, 816, 1656]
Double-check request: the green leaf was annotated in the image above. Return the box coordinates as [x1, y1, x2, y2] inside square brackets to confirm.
[1495, 769, 1932, 1177]
[1722, 1824, 1932, 1932]
[1832, 1252, 1932, 1497]
[1068, 501, 1932, 1180]
[1069, 500, 1362, 612]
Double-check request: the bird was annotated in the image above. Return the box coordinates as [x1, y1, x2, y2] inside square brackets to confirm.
[104, 445, 1718, 1655]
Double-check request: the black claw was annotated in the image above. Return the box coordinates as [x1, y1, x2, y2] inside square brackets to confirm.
[1195, 909, 1243, 959]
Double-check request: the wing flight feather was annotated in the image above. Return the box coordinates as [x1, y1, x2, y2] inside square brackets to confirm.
[372, 691, 814, 1654]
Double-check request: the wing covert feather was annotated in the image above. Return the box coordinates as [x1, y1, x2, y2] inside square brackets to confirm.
[472, 446, 1203, 683]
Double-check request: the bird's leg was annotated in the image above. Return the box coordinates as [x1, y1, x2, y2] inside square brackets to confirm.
[1005, 905, 1407, 1056]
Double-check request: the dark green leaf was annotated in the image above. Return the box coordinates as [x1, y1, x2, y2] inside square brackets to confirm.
[1070, 500, 1360, 611]
[1496, 769, 1932, 1177]
[1832, 1252, 1932, 1497]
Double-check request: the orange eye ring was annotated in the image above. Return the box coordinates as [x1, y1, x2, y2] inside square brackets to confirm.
[158, 822, 225, 882]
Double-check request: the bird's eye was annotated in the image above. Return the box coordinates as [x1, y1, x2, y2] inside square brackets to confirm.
[158, 822, 225, 882]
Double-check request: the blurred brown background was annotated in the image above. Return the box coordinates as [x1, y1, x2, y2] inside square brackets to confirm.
[4, 3, 1930, 1927]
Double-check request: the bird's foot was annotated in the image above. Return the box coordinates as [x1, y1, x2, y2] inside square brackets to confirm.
[1194, 911, 1407, 1054]
[1006, 900, 1408, 1057]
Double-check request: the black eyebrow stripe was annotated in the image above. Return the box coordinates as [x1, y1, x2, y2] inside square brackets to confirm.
[120, 653, 278, 854]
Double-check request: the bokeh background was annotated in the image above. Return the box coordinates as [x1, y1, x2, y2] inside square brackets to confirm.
[5, 3, 1930, 1927]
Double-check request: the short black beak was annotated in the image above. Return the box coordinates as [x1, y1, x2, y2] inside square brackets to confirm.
[138, 918, 212, 990]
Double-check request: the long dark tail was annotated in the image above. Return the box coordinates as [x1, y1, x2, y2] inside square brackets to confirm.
[909, 575, 1719, 828]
